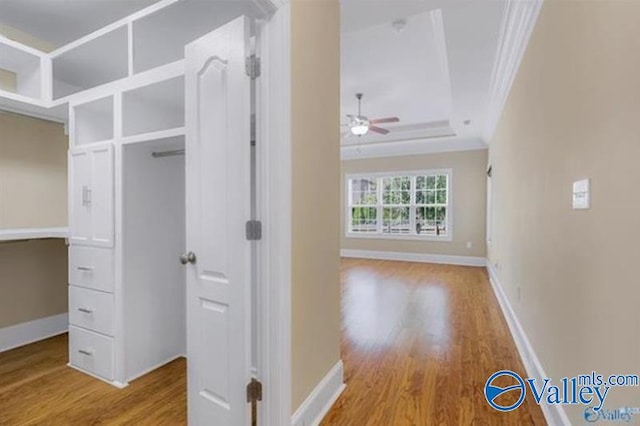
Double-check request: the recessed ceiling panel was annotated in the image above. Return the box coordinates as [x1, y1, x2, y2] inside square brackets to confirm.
[341, 10, 453, 128]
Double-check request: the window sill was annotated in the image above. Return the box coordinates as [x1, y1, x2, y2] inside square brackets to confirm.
[345, 232, 452, 242]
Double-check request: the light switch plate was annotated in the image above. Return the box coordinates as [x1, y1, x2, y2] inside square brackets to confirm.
[573, 178, 590, 209]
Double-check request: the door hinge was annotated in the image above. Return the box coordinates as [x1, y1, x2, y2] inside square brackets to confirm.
[247, 378, 262, 426]
[245, 55, 261, 79]
[247, 378, 263, 403]
[246, 220, 262, 241]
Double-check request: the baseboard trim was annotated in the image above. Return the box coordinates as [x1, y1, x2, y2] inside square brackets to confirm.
[292, 360, 346, 426]
[485, 261, 570, 425]
[341, 249, 485, 267]
[125, 353, 185, 384]
[0, 313, 68, 353]
[67, 363, 128, 389]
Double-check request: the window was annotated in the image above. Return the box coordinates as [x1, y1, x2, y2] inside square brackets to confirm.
[346, 170, 452, 240]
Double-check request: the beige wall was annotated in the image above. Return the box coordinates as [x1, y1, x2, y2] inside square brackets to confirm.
[290, 0, 342, 412]
[0, 239, 68, 328]
[341, 150, 487, 258]
[488, 1, 640, 422]
[0, 112, 68, 329]
[0, 112, 68, 229]
[0, 69, 17, 93]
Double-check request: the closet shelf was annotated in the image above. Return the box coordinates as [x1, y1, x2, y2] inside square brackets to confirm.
[0, 90, 68, 123]
[120, 126, 185, 145]
[0, 227, 69, 242]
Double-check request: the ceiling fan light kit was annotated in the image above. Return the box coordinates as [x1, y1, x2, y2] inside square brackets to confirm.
[345, 93, 399, 137]
[350, 121, 369, 136]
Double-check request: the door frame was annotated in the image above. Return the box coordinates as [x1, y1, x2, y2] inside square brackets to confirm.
[256, 1, 292, 425]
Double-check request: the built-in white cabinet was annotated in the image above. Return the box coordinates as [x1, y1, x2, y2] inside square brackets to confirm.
[69, 325, 115, 381]
[69, 143, 114, 247]
[54, 4, 266, 407]
[68, 140, 116, 383]
[67, 76, 186, 387]
[68, 246, 114, 293]
[69, 285, 115, 337]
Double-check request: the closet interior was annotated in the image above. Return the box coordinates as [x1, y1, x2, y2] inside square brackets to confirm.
[0, 0, 265, 389]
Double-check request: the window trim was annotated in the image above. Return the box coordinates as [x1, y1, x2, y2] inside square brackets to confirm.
[345, 169, 453, 242]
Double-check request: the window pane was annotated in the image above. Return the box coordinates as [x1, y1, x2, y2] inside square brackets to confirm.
[382, 176, 410, 205]
[437, 175, 447, 189]
[350, 178, 377, 205]
[426, 175, 436, 189]
[416, 206, 447, 236]
[350, 207, 377, 233]
[436, 189, 446, 204]
[426, 190, 435, 204]
[382, 207, 410, 234]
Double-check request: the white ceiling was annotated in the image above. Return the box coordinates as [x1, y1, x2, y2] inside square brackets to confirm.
[0, 0, 506, 151]
[341, 0, 506, 147]
[0, 0, 161, 47]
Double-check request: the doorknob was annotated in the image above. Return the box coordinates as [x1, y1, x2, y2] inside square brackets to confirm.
[180, 251, 197, 265]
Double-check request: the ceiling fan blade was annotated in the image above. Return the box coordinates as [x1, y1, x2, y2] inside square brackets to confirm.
[369, 126, 390, 135]
[369, 117, 399, 124]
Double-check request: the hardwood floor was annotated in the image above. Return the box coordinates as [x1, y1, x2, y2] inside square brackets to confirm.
[0, 334, 186, 425]
[1, 259, 545, 425]
[321, 258, 546, 426]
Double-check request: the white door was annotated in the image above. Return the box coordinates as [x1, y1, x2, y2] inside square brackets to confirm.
[185, 16, 252, 426]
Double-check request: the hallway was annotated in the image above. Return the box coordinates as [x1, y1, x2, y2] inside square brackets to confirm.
[322, 259, 546, 425]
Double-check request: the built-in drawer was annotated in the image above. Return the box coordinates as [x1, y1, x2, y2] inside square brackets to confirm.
[69, 286, 114, 337]
[69, 325, 115, 381]
[69, 246, 114, 292]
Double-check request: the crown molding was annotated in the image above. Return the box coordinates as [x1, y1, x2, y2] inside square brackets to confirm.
[483, 0, 543, 143]
[429, 9, 453, 119]
[341, 135, 487, 160]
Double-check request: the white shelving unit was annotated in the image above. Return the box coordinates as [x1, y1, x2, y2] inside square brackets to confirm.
[131, 0, 255, 73]
[0, 37, 43, 99]
[0, 0, 277, 403]
[72, 96, 115, 146]
[122, 76, 184, 137]
[51, 26, 129, 100]
[0, 0, 263, 121]
[0, 227, 68, 242]
[0, 36, 66, 122]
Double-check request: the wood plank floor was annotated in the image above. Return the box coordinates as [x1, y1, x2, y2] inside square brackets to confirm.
[1, 259, 545, 425]
[0, 334, 186, 425]
[321, 258, 546, 426]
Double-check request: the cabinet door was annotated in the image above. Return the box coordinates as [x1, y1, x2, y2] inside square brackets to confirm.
[90, 144, 114, 247]
[69, 144, 114, 247]
[69, 149, 92, 244]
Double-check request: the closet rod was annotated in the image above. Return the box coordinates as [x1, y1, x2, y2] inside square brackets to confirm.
[151, 149, 185, 158]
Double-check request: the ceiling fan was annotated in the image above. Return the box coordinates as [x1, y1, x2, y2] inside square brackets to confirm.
[342, 93, 399, 137]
